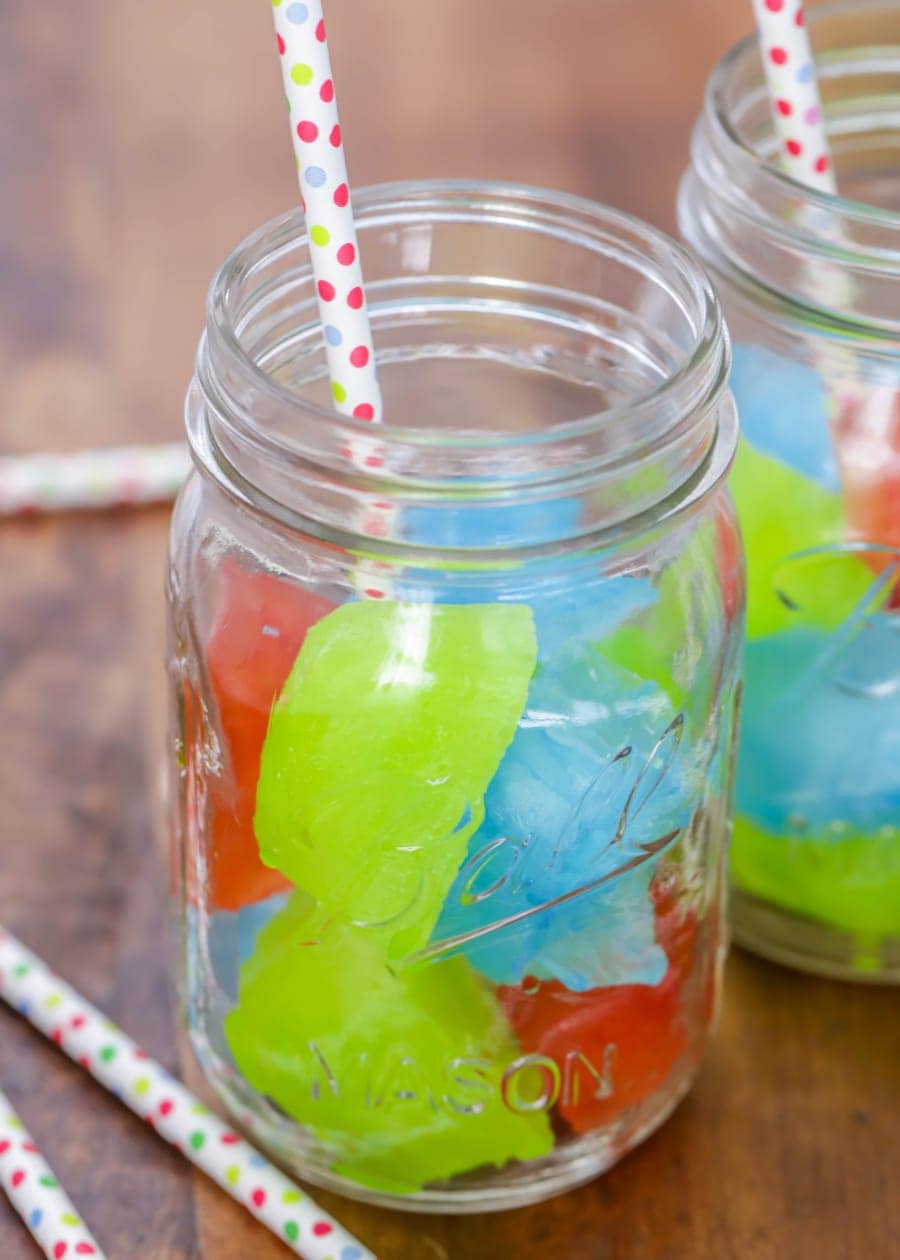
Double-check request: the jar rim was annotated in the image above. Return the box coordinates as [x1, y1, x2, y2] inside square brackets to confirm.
[704, 0, 900, 238]
[204, 179, 727, 454]
[191, 179, 735, 553]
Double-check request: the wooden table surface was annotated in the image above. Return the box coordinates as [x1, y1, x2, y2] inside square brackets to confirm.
[1, 1, 898, 1256]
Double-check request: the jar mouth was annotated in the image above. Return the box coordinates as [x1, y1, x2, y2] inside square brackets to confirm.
[192, 180, 734, 551]
[708, 8, 900, 233]
[687, 0, 900, 334]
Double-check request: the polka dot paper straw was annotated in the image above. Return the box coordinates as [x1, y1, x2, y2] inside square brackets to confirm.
[751, 0, 837, 193]
[0, 444, 191, 516]
[271, 0, 395, 599]
[0, 1088, 105, 1259]
[0, 927, 375, 1260]
[272, 0, 382, 426]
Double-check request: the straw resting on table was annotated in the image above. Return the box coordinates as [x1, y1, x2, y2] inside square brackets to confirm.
[0, 927, 375, 1260]
[751, 0, 837, 194]
[0, 1087, 105, 1259]
[0, 444, 191, 516]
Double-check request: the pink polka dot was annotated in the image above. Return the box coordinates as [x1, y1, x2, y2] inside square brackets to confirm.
[334, 182, 349, 208]
[276, 33, 286, 55]
[251, 1188, 266, 1209]
[318, 280, 336, 302]
[330, 124, 342, 147]
[804, 106, 821, 125]
[347, 286, 363, 308]
[320, 79, 334, 103]
[158, 1099, 174, 1117]
[776, 99, 792, 117]
[795, 7, 804, 24]
[765, 0, 783, 10]
[312, 1222, 334, 1237]
[53, 1244, 67, 1260]
[785, 139, 803, 157]
[354, 403, 375, 421]
[337, 243, 356, 266]
[10, 1170, 24, 1188]
[364, 587, 386, 599]
[770, 47, 788, 65]
[297, 120, 319, 142]
[815, 155, 830, 174]
[316, 18, 326, 41]
[350, 346, 370, 368]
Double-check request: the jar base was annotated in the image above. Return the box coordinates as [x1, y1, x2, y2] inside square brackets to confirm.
[731, 887, 900, 984]
[188, 1031, 702, 1214]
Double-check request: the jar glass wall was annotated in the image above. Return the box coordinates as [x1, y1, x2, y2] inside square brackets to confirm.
[168, 182, 743, 1210]
[680, 1, 900, 981]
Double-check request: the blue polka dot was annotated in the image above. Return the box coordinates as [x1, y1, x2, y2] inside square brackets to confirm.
[305, 165, 327, 188]
[248, 1153, 268, 1168]
[29, 1209, 43, 1229]
[325, 325, 343, 346]
[341, 1249, 364, 1260]
[286, 2, 309, 22]
[797, 64, 814, 84]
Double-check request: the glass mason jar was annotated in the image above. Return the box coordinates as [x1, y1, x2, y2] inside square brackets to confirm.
[167, 181, 743, 1211]
[680, 1, 900, 982]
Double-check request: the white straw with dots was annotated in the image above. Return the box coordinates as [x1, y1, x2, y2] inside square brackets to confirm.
[0, 926, 375, 1260]
[751, 0, 836, 192]
[273, 0, 382, 427]
[271, 0, 396, 598]
[0, 1088, 106, 1259]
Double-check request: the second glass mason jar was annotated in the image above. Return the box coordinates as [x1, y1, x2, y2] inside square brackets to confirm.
[680, 0, 900, 981]
[168, 181, 743, 1211]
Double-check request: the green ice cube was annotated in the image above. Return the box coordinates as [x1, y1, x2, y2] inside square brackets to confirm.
[254, 601, 537, 952]
[224, 894, 554, 1193]
[731, 441, 873, 640]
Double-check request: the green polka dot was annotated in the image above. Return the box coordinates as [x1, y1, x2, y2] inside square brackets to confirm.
[281, 1190, 303, 1204]
[331, 383, 347, 404]
[225, 1165, 241, 1185]
[99, 1045, 116, 1063]
[310, 225, 331, 247]
[290, 63, 314, 86]
[284, 1222, 299, 1243]
[39, 1176, 58, 1189]
[13, 964, 29, 977]
[61, 1214, 80, 1227]
[133, 1077, 150, 1096]
[189, 1131, 206, 1150]
[44, 994, 61, 1009]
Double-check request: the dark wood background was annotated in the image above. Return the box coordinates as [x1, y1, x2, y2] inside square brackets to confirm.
[1, 0, 897, 1256]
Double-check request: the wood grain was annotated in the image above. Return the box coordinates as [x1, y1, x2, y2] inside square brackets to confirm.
[0, 0, 897, 1256]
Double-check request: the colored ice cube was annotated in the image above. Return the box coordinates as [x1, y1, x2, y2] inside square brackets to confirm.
[254, 601, 537, 954]
[731, 344, 840, 490]
[203, 560, 334, 910]
[737, 624, 900, 835]
[224, 893, 554, 1193]
[432, 655, 686, 990]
